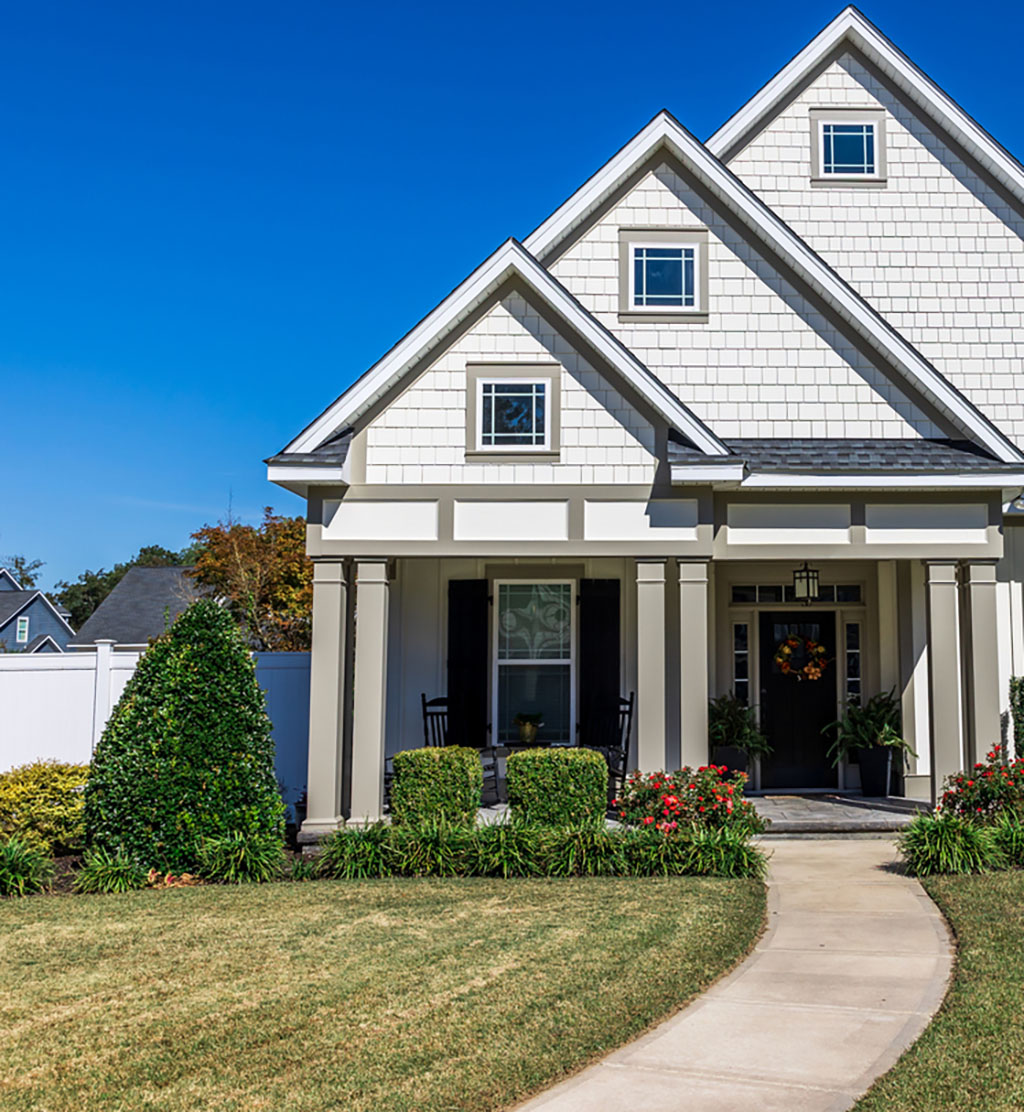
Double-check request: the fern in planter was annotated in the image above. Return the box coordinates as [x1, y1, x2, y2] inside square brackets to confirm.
[824, 690, 915, 796]
[708, 693, 772, 771]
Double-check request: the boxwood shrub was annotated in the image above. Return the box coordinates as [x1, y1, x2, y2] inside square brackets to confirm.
[390, 746, 482, 826]
[83, 599, 285, 872]
[506, 748, 608, 826]
[0, 761, 90, 854]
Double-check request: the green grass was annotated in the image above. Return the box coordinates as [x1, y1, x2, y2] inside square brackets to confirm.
[0, 877, 764, 1111]
[855, 871, 1024, 1111]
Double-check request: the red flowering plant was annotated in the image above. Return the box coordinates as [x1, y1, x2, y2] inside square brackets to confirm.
[937, 746, 1024, 823]
[612, 765, 767, 835]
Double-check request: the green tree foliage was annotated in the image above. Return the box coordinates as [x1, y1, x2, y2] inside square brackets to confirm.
[1, 555, 44, 588]
[83, 599, 284, 871]
[53, 544, 195, 629]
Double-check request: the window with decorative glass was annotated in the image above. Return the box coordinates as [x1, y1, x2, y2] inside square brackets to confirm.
[820, 121, 877, 176]
[494, 582, 573, 744]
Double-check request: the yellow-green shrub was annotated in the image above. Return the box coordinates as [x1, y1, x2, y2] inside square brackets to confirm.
[0, 761, 90, 854]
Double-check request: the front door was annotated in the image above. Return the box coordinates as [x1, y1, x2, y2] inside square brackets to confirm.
[758, 611, 838, 789]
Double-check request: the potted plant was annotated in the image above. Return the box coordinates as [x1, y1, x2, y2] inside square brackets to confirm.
[708, 692, 772, 774]
[513, 712, 544, 746]
[824, 690, 916, 797]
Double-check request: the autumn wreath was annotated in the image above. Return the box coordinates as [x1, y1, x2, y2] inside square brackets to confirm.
[773, 635, 829, 681]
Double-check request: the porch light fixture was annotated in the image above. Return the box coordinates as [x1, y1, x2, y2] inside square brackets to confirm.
[792, 562, 820, 605]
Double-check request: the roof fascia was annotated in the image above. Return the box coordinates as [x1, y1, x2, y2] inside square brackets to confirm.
[284, 239, 728, 458]
[526, 111, 1022, 463]
[707, 6, 1024, 209]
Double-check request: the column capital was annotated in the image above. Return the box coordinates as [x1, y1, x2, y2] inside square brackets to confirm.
[923, 560, 958, 585]
[963, 561, 998, 584]
[354, 558, 391, 585]
[312, 560, 348, 586]
[636, 559, 667, 584]
[677, 559, 709, 585]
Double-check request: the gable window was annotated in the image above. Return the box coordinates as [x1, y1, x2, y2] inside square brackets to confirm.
[632, 244, 696, 309]
[810, 109, 886, 184]
[479, 380, 547, 449]
[16, 616, 29, 643]
[822, 122, 875, 175]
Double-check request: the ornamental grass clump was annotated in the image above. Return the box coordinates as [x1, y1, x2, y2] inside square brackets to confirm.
[197, 830, 286, 884]
[0, 836, 53, 897]
[898, 812, 1005, 876]
[0, 761, 90, 854]
[73, 848, 148, 894]
[83, 599, 285, 873]
[614, 766, 766, 835]
[389, 747, 482, 826]
[506, 748, 608, 826]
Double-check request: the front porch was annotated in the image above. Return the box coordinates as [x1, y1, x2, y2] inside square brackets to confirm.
[299, 552, 1002, 838]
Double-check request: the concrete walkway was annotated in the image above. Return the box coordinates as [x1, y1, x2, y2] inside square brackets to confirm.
[517, 839, 952, 1112]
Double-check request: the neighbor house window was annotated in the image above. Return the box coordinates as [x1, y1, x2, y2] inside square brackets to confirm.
[494, 581, 573, 745]
[631, 244, 696, 309]
[16, 616, 29, 643]
[478, 380, 548, 450]
[822, 122, 875, 175]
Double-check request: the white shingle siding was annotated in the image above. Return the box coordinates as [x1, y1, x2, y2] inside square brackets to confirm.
[547, 163, 940, 440]
[364, 293, 658, 485]
[727, 52, 1024, 446]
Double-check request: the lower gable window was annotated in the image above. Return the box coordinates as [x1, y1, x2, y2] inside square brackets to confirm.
[479, 380, 547, 449]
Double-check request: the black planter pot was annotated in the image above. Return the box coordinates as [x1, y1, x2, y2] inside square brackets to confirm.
[856, 746, 892, 798]
[712, 746, 749, 775]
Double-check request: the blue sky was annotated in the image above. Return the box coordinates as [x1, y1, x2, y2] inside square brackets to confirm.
[4, 1, 1022, 589]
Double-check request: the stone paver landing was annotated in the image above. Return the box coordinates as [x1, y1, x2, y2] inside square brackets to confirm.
[517, 839, 952, 1112]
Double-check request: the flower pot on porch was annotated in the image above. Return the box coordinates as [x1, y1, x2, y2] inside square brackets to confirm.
[711, 745, 748, 776]
[856, 746, 892, 798]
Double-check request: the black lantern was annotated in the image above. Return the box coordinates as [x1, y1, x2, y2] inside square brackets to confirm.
[792, 562, 820, 604]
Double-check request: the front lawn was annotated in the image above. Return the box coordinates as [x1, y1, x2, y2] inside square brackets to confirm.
[854, 871, 1024, 1111]
[0, 877, 764, 1112]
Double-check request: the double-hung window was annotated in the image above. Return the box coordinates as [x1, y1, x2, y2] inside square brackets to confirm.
[478, 379, 548, 450]
[631, 244, 696, 309]
[494, 581, 574, 745]
[15, 616, 29, 644]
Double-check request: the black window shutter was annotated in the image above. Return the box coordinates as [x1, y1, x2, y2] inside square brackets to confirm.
[579, 578, 621, 749]
[447, 579, 489, 748]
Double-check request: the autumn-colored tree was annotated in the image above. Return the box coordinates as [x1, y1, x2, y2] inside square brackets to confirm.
[187, 509, 311, 650]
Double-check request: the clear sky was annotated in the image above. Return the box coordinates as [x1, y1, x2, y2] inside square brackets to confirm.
[4, 0, 1022, 589]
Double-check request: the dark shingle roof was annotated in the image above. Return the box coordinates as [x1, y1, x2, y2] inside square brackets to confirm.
[69, 566, 199, 646]
[265, 427, 353, 466]
[667, 438, 1019, 474]
[0, 590, 36, 626]
[24, 632, 61, 653]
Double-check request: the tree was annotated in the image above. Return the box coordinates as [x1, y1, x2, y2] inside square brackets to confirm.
[188, 508, 312, 651]
[53, 544, 193, 629]
[2, 555, 44, 588]
[83, 600, 284, 871]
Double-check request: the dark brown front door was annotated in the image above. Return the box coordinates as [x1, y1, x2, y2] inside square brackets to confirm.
[758, 611, 838, 790]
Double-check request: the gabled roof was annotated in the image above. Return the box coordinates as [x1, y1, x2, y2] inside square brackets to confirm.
[280, 238, 729, 460]
[24, 632, 62, 654]
[707, 6, 1024, 211]
[0, 568, 22, 591]
[69, 565, 198, 647]
[0, 589, 75, 636]
[522, 110, 1023, 464]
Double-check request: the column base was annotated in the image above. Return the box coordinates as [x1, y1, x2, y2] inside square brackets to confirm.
[297, 817, 344, 847]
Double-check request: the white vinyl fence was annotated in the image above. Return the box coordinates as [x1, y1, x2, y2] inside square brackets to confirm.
[0, 642, 311, 815]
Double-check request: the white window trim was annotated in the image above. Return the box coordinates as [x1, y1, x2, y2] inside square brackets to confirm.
[628, 241, 700, 312]
[817, 119, 881, 180]
[15, 616, 29, 643]
[475, 377, 552, 453]
[492, 578, 576, 747]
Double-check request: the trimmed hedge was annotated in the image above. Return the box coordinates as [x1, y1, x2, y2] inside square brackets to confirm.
[83, 600, 285, 872]
[390, 747, 482, 826]
[1010, 676, 1024, 760]
[506, 748, 608, 826]
[316, 822, 766, 879]
[0, 761, 90, 854]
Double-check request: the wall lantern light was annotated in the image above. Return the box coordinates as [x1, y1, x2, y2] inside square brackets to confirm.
[792, 562, 820, 604]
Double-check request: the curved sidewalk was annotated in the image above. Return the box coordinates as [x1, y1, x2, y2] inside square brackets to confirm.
[518, 839, 952, 1112]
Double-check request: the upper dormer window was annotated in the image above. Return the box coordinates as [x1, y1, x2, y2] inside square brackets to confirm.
[632, 244, 697, 309]
[810, 109, 886, 184]
[821, 122, 876, 175]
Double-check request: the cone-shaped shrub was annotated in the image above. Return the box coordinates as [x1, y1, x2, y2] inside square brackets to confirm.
[83, 600, 284, 871]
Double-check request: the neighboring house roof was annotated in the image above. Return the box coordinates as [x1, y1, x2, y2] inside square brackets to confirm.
[521, 110, 1023, 465]
[668, 438, 1024, 488]
[0, 589, 75, 639]
[68, 566, 198, 647]
[276, 238, 729, 462]
[0, 568, 21, 591]
[23, 633, 62, 654]
[707, 6, 1024, 211]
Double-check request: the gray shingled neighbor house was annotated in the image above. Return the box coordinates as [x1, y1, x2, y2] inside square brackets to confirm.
[0, 567, 75, 653]
[68, 566, 199, 651]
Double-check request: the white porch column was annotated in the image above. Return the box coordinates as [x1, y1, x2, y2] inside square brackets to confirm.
[349, 559, 391, 823]
[300, 561, 348, 840]
[636, 560, 667, 772]
[898, 560, 931, 800]
[926, 561, 964, 798]
[965, 561, 1000, 766]
[678, 560, 709, 769]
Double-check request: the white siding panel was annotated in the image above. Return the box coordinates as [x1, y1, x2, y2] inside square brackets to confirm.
[453, 501, 569, 541]
[322, 500, 439, 541]
[584, 500, 699, 541]
[865, 503, 988, 545]
[727, 502, 851, 544]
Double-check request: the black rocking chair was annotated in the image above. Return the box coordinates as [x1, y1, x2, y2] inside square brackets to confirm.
[594, 692, 635, 805]
[421, 694, 449, 747]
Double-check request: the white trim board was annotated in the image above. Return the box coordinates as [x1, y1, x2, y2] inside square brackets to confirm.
[283, 239, 728, 459]
[707, 6, 1024, 212]
[522, 111, 1022, 464]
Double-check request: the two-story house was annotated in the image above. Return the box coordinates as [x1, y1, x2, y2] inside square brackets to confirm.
[0, 568, 75, 652]
[269, 8, 1024, 835]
